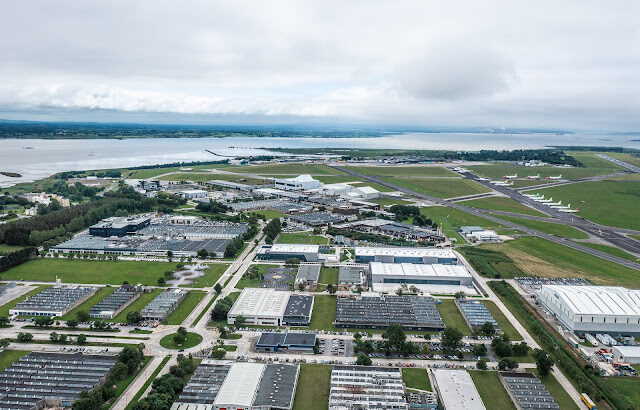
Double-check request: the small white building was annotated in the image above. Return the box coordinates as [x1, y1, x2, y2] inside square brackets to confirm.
[432, 370, 486, 410]
[228, 288, 290, 326]
[179, 189, 209, 199]
[353, 186, 381, 200]
[466, 230, 500, 242]
[612, 346, 640, 364]
[274, 174, 323, 191]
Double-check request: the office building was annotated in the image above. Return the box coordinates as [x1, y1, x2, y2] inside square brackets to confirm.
[179, 189, 209, 199]
[228, 288, 314, 326]
[329, 366, 408, 409]
[255, 332, 317, 353]
[432, 370, 486, 410]
[256, 244, 321, 262]
[355, 247, 457, 264]
[89, 215, 151, 237]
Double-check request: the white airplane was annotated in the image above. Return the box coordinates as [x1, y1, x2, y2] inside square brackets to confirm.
[534, 197, 554, 203]
[492, 181, 514, 186]
[546, 175, 562, 180]
[558, 207, 579, 213]
[547, 200, 562, 206]
[551, 203, 570, 209]
[503, 173, 518, 179]
[476, 177, 490, 181]
[526, 174, 540, 179]
[522, 193, 541, 199]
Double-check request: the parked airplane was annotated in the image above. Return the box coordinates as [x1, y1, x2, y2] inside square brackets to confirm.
[547, 201, 562, 206]
[534, 197, 554, 203]
[522, 193, 541, 199]
[546, 175, 562, 180]
[558, 207, 579, 213]
[493, 181, 514, 186]
[476, 177, 490, 181]
[503, 174, 518, 179]
[526, 174, 540, 179]
[551, 203, 571, 209]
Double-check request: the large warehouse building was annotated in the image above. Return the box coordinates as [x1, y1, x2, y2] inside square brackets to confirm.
[9, 285, 98, 317]
[274, 174, 323, 191]
[329, 366, 408, 409]
[355, 247, 458, 264]
[256, 244, 322, 262]
[370, 262, 475, 294]
[228, 288, 314, 326]
[535, 285, 640, 335]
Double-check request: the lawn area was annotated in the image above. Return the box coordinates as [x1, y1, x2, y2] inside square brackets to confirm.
[468, 370, 517, 410]
[128, 166, 183, 179]
[318, 267, 338, 285]
[402, 368, 431, 391]
[344, 165, 457, 177]
[159, 332, 203, 349]
[0, 350, 29, 372]
[165, 290, 206, 325]
[436, 299, 472, 335]
[461, 196, 546, 217]
[2, 259, 179, 286]
[277, 232, 329, 245]
[483, 236, 640, 288]
[61, 286, 117, 320]
[457, 246, 524, 279]
[372, 197, 412, 206]
[308, 295, 337, 332]
[606, 377, 640, 409]
[0, 285, 51, 317]
[236, 264, 280, 289]
[468, 160, 620, 180]
[422, 206, 504, 232]
[251, 209, 287, 220]
[523, 180, 640, 230]
[160, 173, 266, 185]
[483, 300, 523, 341]
[182, 264, 230, 288]
[227, 163, 345, 175]
[0, 243, 26, 254]
[293, 364, 332, 410]
[525, 368, 580, 410]
[576, 242, 640, 263]
[111, 288, 163, 323]
[384, 177, 491, 199]
[498, 216, 589, 239]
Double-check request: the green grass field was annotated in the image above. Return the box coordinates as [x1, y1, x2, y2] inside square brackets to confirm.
[165, 290, 206, 325]
[0, 285, 52, 316]
[402, 368, 431, 391]
[436, 299, 472, 335]
[292, 364, 332, 410]
[605, 377, 640, 409]
[524, 180, 640, 230]
[251, 209, 287, 220]
[344, 165, 457, 177]
[483, 300, 522, 341]
[468, 370, 517, 410]
[226, 163, 345, 176]
[0, 350, 29, 372]
[159, 173, 266, 185]
[601, 152, 640, 168]
[308, 295, 337, 331]
[236, 264, 280, 289]
[384, 177, 491, 199]
[61, 286, 117, 320]
[318, 267, 338, 285]
[576, 242, 640, 263]
[128, 167, 183, 179]
[183, 264, 230, 288]
[2, 259, 179, 286]
[498, 216, 589, 239]
[420, 206, 505, 243]
[461, 196, 546, 217]
[276, 232, 329, 245]
[457, 247, 525, 279]
[349, 181, 396, 192]
[111, 288, 163, 323]
[525, 368, 580, 410]
[159, 332, 203, 349]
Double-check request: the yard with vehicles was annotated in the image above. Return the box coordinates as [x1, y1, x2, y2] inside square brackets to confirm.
[461, 196, 546, 217]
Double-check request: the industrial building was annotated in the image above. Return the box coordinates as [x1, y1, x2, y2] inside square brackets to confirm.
[612, 346, 640, 364]
[89, 284, 142, 319]
[172, 361, 299, 410]
[499, 372, 559, 410]
[89, 215, 151, 237]
[274, 174, 323, 191]
[9, 285, 98, 317]
[228, 288, 314, 326]
[0, 352, 117, 409]
[256, 244, 322, 262]
[466, 230, 500, 242]
[456, 300, 500, 333]
[207, 179, 254, 191]
[355, 247, 458, 264]
[338, 266, 367, 291]
[141, 288, 189, 321]
[179, 189, 209, 199]
[289, 212, 348, 227]
[335, 294, 445, 330]
[432, 369, 486, 410]
[329, 366, 408, 409]
[231, 199, 312, 213]
[370, 262, 474, 294]
[535, 285, 640, 335]
[335, 219, 445, 243]
[255, 332, 317, 353]
[295, 264, 321, 290]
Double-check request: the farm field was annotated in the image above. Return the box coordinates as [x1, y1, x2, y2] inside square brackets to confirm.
[523, 180, 640, 230]
[60, 286, 117, 320]
[461, 196, 546, 217]
[1, 259, 180, 286]
[165, 290, 206, 325]
[292, 364, 332, 410]
[402, 368, 431, 391]
[385, 177, 491, 199]
[468, 370, 517, 410]
[182, 264, 230, 288]
[498, 216, 589, 239]
[111, 288, 164, 323]
[344, 165, 458, 177]
[436, 299, 472, 336]
[277, 232, 330, 245]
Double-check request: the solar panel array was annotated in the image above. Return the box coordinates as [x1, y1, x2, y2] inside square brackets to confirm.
[335, 295, 444, 330]
[10, 286, 97, 316]
[289, 212, 347, 226]
[501, 373, 560, 409]
[0, 352, 117, 410]
[458, 300, 501, 331]
[89, 285, 141, 319]
[175, 362, 231, 404]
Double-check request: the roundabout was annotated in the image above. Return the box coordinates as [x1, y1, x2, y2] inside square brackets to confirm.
[159, 331, 203, 350]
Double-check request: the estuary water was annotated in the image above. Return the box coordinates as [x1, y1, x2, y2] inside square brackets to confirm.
[1, 131, 638, 187]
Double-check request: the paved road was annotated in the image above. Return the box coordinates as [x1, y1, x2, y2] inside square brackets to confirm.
[111, 355, 166, 410]
[598, 154, 640, 173]
[333, 165, 640, 270]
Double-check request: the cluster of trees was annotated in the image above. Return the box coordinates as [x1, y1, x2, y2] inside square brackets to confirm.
[263, 218, 282, 244]
[40, 180, 101, 202]
[327, 227, 420, 247]
[412, 214, 437, 228]
[211, 295, 235, 321]
[0, 194, 31, 207]
[224, 221, 258, 258]
[155, 192, 187, 213]
[16, 332, 33, 342]
[389, 205, 420, 221]
[173, 327, 189, 345]
[126, 311, 143, 325]
[195, 200, 231, 214]
[131, 354, 197, 410]
[491, 335, 530, 358]
[0, 316, 9, 327]
[0, 247, 35, 273]
[72, 345, 145, 410]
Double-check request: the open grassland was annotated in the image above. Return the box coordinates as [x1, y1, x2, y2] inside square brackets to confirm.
[483, 300, 522, 341]
[601, 152, 640, 168]
[457, 246, 525, 279]
[525, 368, 580, 410]
[420, 206, 505, 243]
[372, 197, 412, 206]
[292, 364, 332, 410]
[318, 267, 338, 285]
[344, 165, 458, 177]
[277, 232, 329, 245]
[128, 166, 183, 179]
[606, 377, 640, 409]
[226, 163, 345, 175]
[468, 157, 621, 180]
[0, 285, 52, 316]
[0, 350, 29, 372]
[523, 180, 640, 230]
[112, 288, 164, 323]
[61, 286, 117, 320]
[166, 290, 206, 325]
[576, 242, 640, 263]
[469, 371, 517, 410]
[2, 259, 179, 286]
[384, 177, 491, 198]
[481, 236, 640, 288]
[182, 264, 230, 288]
[498, 216, 589, 239]
[566, 151, 627, 170]
[349, 181, 396, 192]
[159, 172, 266, 185]
[461, 196, 546, 217]
[436, 299, 472, 335]
[308, 295, 337, 332]
[402, 368, 431, 391]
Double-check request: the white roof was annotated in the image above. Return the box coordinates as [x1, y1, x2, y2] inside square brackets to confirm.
[432, 370, 486, 410]
[180, 189, 207, 194]
[538, 285, 640, 316]
[613, 345, 640, 357]
[268, 244, 320, 253]
[356, 247, 456, 258]
[355, 186, 380, 194]
[229, 288, 291, 318]
[214, 362, 264, 407]
[370, 262, 471, 278]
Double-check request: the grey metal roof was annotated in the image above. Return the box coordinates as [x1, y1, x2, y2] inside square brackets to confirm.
[338, 266, 365, 284]
[175, 362, 231, 404]
[253, 364, 299, 409]
[296, 265, 320, 283]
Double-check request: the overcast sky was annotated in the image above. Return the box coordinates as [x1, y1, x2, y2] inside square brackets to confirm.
[1, 1, 638, 131]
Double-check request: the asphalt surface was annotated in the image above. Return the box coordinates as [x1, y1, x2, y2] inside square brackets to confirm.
[332, 165, 640, 270]
[598, 154, 640, 173]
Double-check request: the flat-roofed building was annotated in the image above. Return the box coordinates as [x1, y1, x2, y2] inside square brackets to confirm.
[256, 244, 320, 262]
[9, 285, 98, 317]
[535, 285, 640, 335]
[295, 264, 321, 290]
[256, 332, 317, 353]
[499, 372, 559, 410]
[274, 174, 323, 191]
[89, 215, 151, 237]
[180, 189, 209, 199]
[612, 345, 640, 364]
[355, 247, 457, 265]
[228, 288, 289, 326]
[141, 288, 189, 321]
[329, 365, 408, 409]
[456, 300, 500, 333]
[432, 369, 486, 410]
[370, 262, 475, 295]
[338, 266, 367, 291]
[89, 284, 141, 319]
